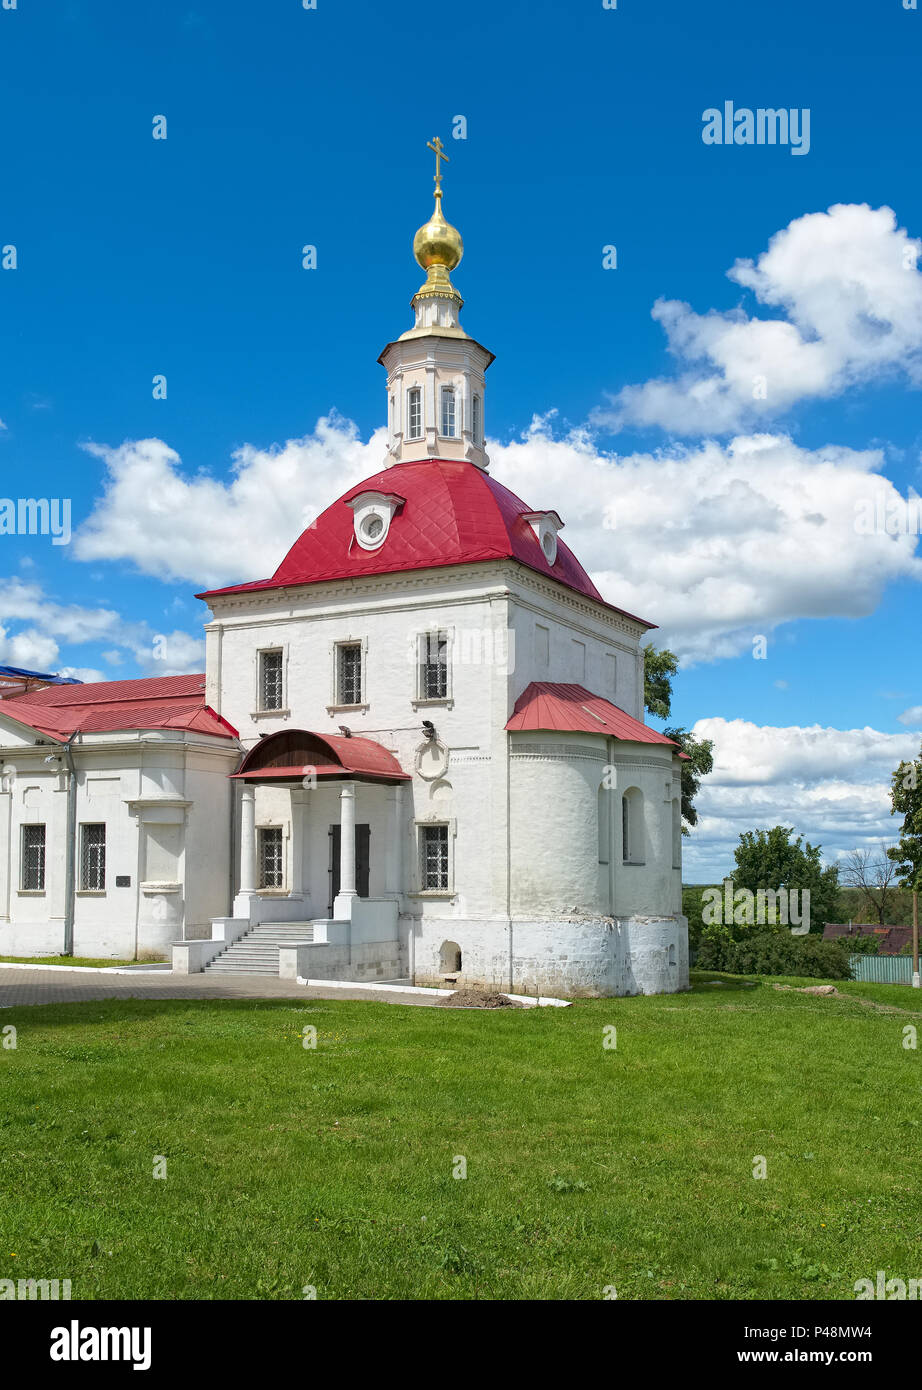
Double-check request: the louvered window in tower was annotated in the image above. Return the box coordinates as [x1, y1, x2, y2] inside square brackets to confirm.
[440, 386, 456, 438]
[407, 387, 422, 440]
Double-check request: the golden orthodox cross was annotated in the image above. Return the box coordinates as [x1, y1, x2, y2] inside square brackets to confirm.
[427, 135, 450, 194]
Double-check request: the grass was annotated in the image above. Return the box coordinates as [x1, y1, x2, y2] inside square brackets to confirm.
[0, 955, 159, 969]
[1, 969, 920, 1300]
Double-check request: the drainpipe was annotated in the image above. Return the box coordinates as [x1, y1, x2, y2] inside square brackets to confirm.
[61, 733, 78, 957]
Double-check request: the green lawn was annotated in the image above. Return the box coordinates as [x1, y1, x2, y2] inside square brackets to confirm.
[0, 955, 153, 969]
[1, 970, 920, 1300]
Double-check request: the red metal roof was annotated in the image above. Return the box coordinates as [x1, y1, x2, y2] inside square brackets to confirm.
[4, 673, 207, 706]
[197, 457, 653, 628]
[233, 729, 409, 782]
[506, 682, 684, 752]
[823, 923, 914, 955]
[0, 674, 237, 742]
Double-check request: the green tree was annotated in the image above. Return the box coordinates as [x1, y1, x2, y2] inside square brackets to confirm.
[663, 726, 714, 834]
[642, 644, 713, 835]
[887, 751, 922, 976]
[642, 644, 677, 720]
[732, 825, 839, 934]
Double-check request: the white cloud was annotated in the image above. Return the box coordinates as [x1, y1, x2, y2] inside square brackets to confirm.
[682, 716, 921, 880]
[0, 579, 205, 680]
[594, 204, 922, 435]
[58, 667, 106, 684]
[0, 624, 60, 672]
[490, 422, 922, 661]
[135, 630, 205, 678]
[69, 414, 922, 664]
[898, 705, 922, 726]
[0, 579, 122, 645]
[74, 416, 385, 588]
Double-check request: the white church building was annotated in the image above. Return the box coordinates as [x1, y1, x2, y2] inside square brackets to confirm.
[0, 148, 689, 996]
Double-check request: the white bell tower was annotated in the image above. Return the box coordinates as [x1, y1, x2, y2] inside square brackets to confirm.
[378, 136, 494, 471]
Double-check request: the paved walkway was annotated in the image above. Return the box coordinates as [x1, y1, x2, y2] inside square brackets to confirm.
[0, 969, 441, 1010]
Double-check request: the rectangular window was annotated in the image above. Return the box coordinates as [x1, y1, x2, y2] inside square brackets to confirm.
[419, 630, 448, 700]
[572, 638, 586, 681]
[420, 824, 449, 890]
[407, 387, 422, 440]
[472, 393, 481, 445]
[80, 823, 106, 891]
[440, 386, 456, 438]
[21, 824, 46, 891]
[535, 624, 550, 667]
[258, 827, 284, 889]
[337, 642, 363, 705]
[259, 649, 283, 710]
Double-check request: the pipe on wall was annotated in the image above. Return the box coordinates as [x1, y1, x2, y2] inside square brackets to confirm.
[61, 733, 78, 956]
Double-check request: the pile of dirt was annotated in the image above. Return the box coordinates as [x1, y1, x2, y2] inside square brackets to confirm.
[438, 988, 523, 1009]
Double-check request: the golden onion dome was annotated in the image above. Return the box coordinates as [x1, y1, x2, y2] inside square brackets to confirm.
[413, 191, 463, 274]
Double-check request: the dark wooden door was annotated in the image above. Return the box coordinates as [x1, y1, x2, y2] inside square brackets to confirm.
[328, 824, 370, 915]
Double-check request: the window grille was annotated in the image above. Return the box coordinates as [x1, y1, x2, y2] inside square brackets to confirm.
[420, 631, 448, 699]
[260, 650, 283, 710]
[421, 824, 449, 890]
[81, 824, 106, 891]
[337, 643, 362, 705]
[258, 827, 284, 889]
[21, 824, 45, 891]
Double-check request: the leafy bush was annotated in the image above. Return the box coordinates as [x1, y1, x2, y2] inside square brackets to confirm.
[838, 933, 880, 955]
[696, 929, 852, 980]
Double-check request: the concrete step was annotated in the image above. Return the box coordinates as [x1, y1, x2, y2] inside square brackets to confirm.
[205, 922, 316, 975]
[209, 966, 278, 974]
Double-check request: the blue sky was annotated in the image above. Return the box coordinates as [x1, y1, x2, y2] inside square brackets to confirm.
[2, 0, 921, 877]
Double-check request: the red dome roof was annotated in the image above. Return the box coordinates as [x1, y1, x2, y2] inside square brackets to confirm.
[198, 457, 650, 625]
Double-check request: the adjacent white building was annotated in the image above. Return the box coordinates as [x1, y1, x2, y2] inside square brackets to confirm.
[0, 156, 689, 995]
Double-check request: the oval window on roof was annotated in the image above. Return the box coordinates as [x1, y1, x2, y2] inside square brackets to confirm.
[541, 528, 558, 564]
[347, 489, 404, 552]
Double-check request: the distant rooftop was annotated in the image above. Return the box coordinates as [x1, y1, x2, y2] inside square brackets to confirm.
[0, 664, 83, 687]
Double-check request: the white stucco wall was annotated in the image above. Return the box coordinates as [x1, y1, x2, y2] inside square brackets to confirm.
[200, 556, 685, 996]
[0, 727, 236, 959]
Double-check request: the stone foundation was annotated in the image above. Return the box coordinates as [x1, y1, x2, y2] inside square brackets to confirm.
[412, 915, 689, 997]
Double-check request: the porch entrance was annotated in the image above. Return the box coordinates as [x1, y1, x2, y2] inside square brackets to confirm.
[328, 823, 370, 916]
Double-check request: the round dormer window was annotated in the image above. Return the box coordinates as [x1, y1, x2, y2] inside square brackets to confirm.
[348, 489, 404, 552]
[541, 528, 558, 564]
[361, 514, 384, 543]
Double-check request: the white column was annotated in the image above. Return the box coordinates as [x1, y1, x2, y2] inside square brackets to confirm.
[0, 786, 11, 920]
[385, 784, 403, 896]
[288, 789, 306, 903]
[233, 784, 257, 918]
[333, 780, 357, 919]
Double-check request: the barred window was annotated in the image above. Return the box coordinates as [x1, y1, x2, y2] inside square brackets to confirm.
[258, 827, 284, 889]
[472, 393, 481, 445]
[407, 387, 422, 440]
[440, 386, 456, 438]
[419, 630, 448, 700]
[259, 650, 283, 711]
[80, 823, 106, 891]
[420, 823, 449, 890]
[337, 643, 363, 705]
[21, 824, 46, 891]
